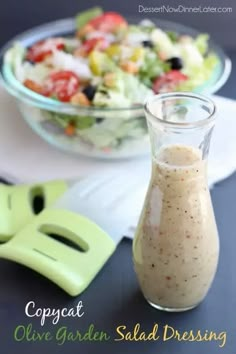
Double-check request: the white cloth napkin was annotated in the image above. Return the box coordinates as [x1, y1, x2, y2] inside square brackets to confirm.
[0, 85, 235, 187]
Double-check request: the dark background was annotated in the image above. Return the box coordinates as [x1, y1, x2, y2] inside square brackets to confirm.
[0, 0, 235, 49]
[0, 1, 235, 354]
[0, 0, 235, 98]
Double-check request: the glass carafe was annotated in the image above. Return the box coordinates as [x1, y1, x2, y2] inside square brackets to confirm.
[133, 93, 219, 312]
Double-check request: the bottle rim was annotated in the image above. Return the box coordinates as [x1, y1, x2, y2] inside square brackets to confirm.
[145, 92, 216, 129]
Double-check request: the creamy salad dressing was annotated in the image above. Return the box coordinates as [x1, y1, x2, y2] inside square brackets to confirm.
[133, 144, 219, 309]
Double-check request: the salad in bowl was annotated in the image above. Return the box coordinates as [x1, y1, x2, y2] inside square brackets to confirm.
[0, 7, 231, 158]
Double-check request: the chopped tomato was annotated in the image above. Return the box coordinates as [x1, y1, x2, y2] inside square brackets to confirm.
[44, 71, 80, 102]
[26, 38, 64, 63]
[24, 79, 45, 95]
[87, 12, 127, 33]
[81, 37, 109, 55]
[152, 70, 188, 93]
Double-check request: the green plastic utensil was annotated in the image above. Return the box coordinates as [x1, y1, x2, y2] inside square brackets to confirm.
[0, 180, 68, 241]
[0, 171, 145, 296]
[0, 208, 115, 296]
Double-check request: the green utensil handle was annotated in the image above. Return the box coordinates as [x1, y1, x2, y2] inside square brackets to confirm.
[0, 180, 68, 241]
[0, 209, 116, 296]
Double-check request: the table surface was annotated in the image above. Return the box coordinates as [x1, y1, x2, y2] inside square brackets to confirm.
[0, 1, 235, 353]
[0, 173, 235, 354]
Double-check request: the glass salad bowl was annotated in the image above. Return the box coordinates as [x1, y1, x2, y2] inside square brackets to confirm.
[0, 17, 231, 159]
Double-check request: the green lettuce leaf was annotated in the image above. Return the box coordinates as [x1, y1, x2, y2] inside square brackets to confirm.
[75, 7, 103, 29]
[194, 34, 209, 55]
[138, 51, 169, 87]
[177, 53, 219, 92]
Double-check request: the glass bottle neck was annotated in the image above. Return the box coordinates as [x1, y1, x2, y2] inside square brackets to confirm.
[145, 93, 216, 163]
[147, 120, 215, 163]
